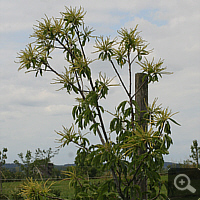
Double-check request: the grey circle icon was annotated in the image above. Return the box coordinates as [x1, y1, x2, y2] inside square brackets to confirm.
[174, 174, 196, 193]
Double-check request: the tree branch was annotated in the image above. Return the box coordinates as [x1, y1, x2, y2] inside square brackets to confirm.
[75, 26, 108, 143]
[127, 50, 135, 128]
[55, 37, 106, 145]
[44, 61, 63, 79]
[130, 54, 138, 65]
[128, 49, 131, 97]
[110, 59, 129, 97]
[111, 166, 125, 199]
[128, 152, 150, 185]
[131, 77, 148, 100]
[75, 27, 124, 198]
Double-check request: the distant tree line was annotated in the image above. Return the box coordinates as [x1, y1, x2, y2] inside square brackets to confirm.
[0, 139, 199, 199]
[0, 147, 106, 183]
[1, 139, 199, 182]
[13, 148, 59, 179]
[1, 140, 199, 183]
[179, 139, 200, 168]
[165, 139, 200, 169]
[0, 148, 8, 194]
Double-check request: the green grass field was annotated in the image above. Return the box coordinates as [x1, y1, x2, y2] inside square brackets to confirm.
[1, 179, 74, 199]
[1, 175, 168, 199]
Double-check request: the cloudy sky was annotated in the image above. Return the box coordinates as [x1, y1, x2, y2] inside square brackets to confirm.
[0, 0, 199, 165]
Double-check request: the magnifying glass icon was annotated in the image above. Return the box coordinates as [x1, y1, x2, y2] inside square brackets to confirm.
[174, 174, 196, 193]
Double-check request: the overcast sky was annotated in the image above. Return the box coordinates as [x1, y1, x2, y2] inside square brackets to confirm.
[0, 0, 200, 165]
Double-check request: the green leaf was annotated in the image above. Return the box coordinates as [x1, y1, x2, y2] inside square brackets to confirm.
[99, 105, 104, 113]
[72, 85, 79, 94]
[89, 123, 100, 135]
[169, 118, 181, 126]
[164, 121, 171, 134]
[124, 107, 132, 118]
[110, 118, 117, 132]
[138, 54, 142, 61]
[117, 101, 127, 114]
[72, 105, 78, 119]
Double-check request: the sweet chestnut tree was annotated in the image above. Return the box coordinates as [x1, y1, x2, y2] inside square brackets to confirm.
[17, 7, 180, 200]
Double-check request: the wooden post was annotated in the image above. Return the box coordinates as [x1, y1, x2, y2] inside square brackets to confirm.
[0, 164, 2, 194]
[135, 73, 148, 200]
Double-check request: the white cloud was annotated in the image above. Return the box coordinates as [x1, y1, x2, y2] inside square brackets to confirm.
[0, 0, 200, 164]
[45, 104, 72, 116]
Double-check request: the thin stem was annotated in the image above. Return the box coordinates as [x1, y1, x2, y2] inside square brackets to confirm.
[72, 141, 90, 152]
[45, 62, 63, 79]
[54, 46, 65, 50]
[130, 54, 138, 65]
[131, 77, 148, 100]
[75, 26, 123, 199]
[128, 50, 131, 97]
[75, 26, 95, 90]
[128, 152, 149, 185]
[55, 37, 69, 52]
[43, 61, 86, 95]
[55, 36, 106, 145]
[110, 59, 129, 97]
[75, 26, 108, 143]
[92, 119, 106, 145]
[111, 166, 125, 199]
[58, 30, 119, 197]
[127, 50, 135, 128]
